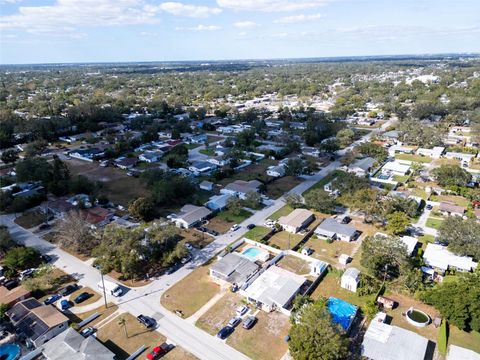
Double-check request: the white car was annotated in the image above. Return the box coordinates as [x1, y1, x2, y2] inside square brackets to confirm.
[184, 243, 194, 251]
[236, 305, 249, 316]
[230, 224, 240, 232]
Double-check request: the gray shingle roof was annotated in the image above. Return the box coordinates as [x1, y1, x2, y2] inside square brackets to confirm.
[315, 218, 357, 238]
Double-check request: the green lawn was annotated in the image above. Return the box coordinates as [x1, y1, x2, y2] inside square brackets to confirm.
[426, 217, 444, 229]
[269, 205, 294, 220]
[215, 208, 251, 223]
[303, 170, 341, 195]
[418, 234, 435, 249]
[430, 195, 470, 207]
[395, 154, 432, 163]
[199, 148, 215, 156]
[185, 143, 202, 150]
[243, 226, 272, 241]
[392, 175, 410, 183]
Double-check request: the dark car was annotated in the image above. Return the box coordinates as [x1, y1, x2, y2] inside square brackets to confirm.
[247, 224, 255, 230]
[242, 316, 257, 330]
[341, 216, 352, 224]
[41, 254, 53, 263]
[217, 326, 234, 339]
[60, 284, 80, 296]
[426, 204, 433, 210]
[165, 263, 179, 275]
[60, 299, 71, 311]
[4, 279, 18, 290]
[137, 314, 156, 328]
[44, 294, 61, 305]
[74, 292, 91, 304]
[80, 327, 97, 338]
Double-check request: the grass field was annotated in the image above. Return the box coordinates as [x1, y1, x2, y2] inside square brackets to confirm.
[264, 176, 302, 199]
[276, 255, 311, 275]
[243, 226, 272, 241]
[268, 231, 304, 250]
[418, 234, 435, 249]
[161, 266, 221, 318]
[395, 154, 432, 163]
[430, 194, 470, 207]
[426, 217, 444, 229]
[269, 205, 294, 221]
[215, 208, 251, 223]
[303, 170, 341, 195]
[303, 237, 356, 265]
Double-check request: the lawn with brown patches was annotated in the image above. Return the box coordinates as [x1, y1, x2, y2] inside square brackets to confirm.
[207, 216, 235, 234]
[227, 311, 290, 360]
[265, 176, 302, 199]
[276, 256, 311, 275]
[14, 210, 46, 229]
[96, 313, 165, 360]
[303, 237, 356, 265]
[195, 292, 245, 335]
[179, 229, 214, 249]
[268, 231, 304, 250]
[161, 266, 221, 318]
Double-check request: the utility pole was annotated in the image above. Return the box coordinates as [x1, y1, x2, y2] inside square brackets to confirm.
[100, 268, 108, 309]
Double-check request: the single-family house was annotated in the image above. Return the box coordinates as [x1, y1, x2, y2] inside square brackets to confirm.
[115, 157, 138, 170]
[278, 209, 315, 234]
[139, 151, 163, 163]
[188, 133, 208, 144]
[199, 180, 214, 191]
[439, 202, 465, 217]
[81, 207, 114, 228]
[315, 218, 358, 242]
[172, 204, 211, 229]
[266, 165, 286, 178]
[348, 157, 376, 177]
[423, 243, 477, 273]
[68, 148, 104, 162]
[447, 345, 480, 360]
[6, 298, 69, 347]
[341, 267, 360, 292]
[209, 253, 260, 287]
[0, 285, 31, 307]
[381, 130, 400, 142]
[381, 161, 410, 176]
[41, 199, 74, 219]
[221, 180, 262, 200]
[206, 194, 233, 211]
[445, 152, 476, 165]
[243, 266, 306, 313]
[416, 146, 445, 159]
[188, 161, 216, 175]
[41, 327, 115, 360]
[362, 312, 429, 360]
[206, 156, 227, 167]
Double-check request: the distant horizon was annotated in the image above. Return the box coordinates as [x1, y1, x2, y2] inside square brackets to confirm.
[2, 52, 480, 67]
[1, 0, 479, 65]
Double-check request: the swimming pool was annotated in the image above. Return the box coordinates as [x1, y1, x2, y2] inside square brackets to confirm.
[377, 174, 390, 180]
[0, 344, 21, 360]
[327, 297, 358, 332]
[241, 247, 270, 262]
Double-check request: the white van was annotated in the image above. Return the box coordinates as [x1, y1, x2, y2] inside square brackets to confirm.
[97, 280, 123, 297]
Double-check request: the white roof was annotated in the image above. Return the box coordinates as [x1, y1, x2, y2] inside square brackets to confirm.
[447, 345, 480, 360]
[342, 267, 360, 281]
[243, 266, 305, 308]
[382, 161, 410, 174]
[399, 236, 418, 256]
[423, 243, 477, 272]
[362, 317, 429, 360]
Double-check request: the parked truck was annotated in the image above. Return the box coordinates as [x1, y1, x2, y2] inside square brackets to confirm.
[97, 280, 123, 297]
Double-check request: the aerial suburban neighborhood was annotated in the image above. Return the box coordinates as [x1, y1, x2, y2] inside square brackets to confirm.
[1, 2, 480, 359]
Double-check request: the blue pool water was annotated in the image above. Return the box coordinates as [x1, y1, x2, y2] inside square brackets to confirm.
[327, 297, 358, 331]
[0, 344, 21, 360]
[377, 174, 390, 180]
[242, 247, 261, 260]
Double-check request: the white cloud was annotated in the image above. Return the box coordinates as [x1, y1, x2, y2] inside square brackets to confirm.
[175, 24, 222, 31]
[274, 13, 322, 24]
[217, 0, 330, 12]
[0, 0, 159, 35]
[157, 2, 222, 18]
[233, 21, 257, 29]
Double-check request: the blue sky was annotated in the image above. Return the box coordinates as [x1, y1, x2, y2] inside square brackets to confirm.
[0, 0, 479, 64]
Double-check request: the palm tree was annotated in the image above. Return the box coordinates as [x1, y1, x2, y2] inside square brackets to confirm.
[117, 316, 128, 338]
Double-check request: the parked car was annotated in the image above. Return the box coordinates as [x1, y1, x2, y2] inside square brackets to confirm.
[137, 314, 156, 328]
[60, 284, 79, 296]
[184, 243, 194, 251]
[60, 300, 71, 311]
[41, 254, 52, 262]
[19, 268, 37, 281]
[165, 263, 179, 275]
[228, 317, 241, 327]
[247, 224, 255, 230]
[4, 279, 18, 290]
[74, 292, 91, 304]
[80, 327, 97, 338]
[180, 255, 192, 264]
[230, 224, 240, 232]
[426, 204, 433, 210]
[341, 216, 352, 224]
[242, 316, 257, 329]
[236, 305, 249, 316]
[44, 294, 61, 305]
[217, 326, 234, 339]
[146, 343, 172, 360]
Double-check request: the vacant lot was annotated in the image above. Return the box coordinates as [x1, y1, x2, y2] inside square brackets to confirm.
[196, 292, 245, 335]
[179, 229, 214, 249]
[265, 176, 302, 199]
[243, 226, 272, 241]
[303, 237, 356, 265]
[395, 154, 432, 163]
[206, 216, 235, 234]
[215, 208, 251, 224]
[161, 266, 221, 318]
[228, 311, 290, 360]
[14, 210, 45, 229]
[276, 256, 311, 275]
[303, 170, 341, 195]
